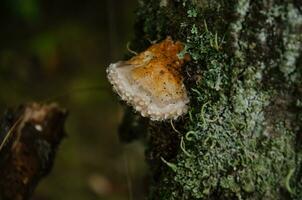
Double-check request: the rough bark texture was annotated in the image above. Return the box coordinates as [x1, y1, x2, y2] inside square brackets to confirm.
[120, 0, 302, 199]
[0, 103, 67, 200]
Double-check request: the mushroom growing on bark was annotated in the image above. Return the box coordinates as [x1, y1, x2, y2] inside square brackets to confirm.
[106, 37, 190, 121]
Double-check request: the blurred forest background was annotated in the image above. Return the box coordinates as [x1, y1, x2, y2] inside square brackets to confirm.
[0, 0, 148, 199]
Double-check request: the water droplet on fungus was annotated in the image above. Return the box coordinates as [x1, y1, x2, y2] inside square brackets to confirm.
[106, 37, 190, 121]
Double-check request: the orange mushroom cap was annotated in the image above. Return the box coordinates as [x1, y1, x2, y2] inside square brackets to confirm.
[106, 37, 190, 121]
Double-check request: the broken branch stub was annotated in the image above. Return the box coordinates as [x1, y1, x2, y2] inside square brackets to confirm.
[0, 102, 67, 200]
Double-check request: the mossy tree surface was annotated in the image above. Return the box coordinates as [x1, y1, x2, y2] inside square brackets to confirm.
[125, 0, 302, 199]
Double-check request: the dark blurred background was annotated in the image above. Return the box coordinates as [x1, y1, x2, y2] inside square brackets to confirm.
[0, 0, 148, 199]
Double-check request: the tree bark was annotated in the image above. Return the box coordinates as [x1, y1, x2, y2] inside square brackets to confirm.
[0, 103, 67, 200]
[121, 0, 302, 199]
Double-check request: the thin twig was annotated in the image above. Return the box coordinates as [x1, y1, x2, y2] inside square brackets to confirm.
[0, 116, 22, 152]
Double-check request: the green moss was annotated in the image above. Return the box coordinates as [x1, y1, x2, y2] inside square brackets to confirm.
[133, 0, 302, 199]
[167, 24, 297, 199]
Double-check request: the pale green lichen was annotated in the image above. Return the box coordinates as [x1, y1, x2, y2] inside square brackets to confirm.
[229, 0, 250, 60]
[187, 8, 198, 18]
[166, 26, 297, 199]
[258, 3, 302, 83]
[134, 0, 302, 199]
[279, 4, 302, 82]
[159, 0, 168, 8]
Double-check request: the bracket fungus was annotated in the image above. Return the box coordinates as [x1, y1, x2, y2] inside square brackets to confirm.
[106, 37, 190, 121]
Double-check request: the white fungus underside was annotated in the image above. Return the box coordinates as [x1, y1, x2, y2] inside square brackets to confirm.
[107, 62, 189, 121]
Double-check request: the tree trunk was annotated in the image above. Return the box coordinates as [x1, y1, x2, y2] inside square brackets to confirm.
[122, 0, 302, 199]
